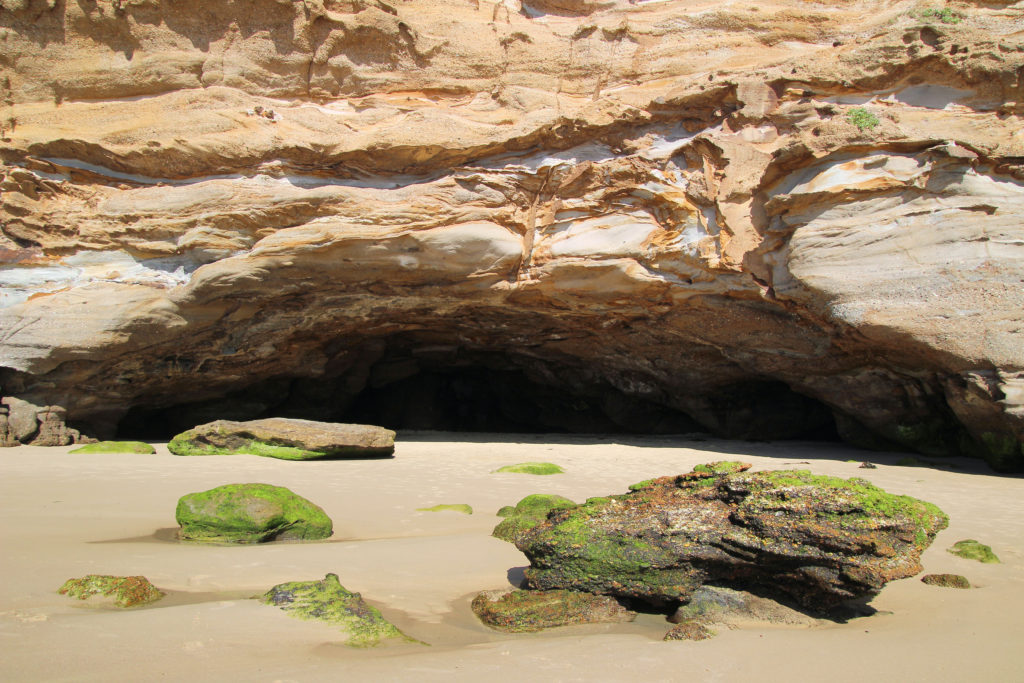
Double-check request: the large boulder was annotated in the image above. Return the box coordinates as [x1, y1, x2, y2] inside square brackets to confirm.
[175, 483, 333, 544]
[168, 418, 395, 460]
[510, 462, 948, 612]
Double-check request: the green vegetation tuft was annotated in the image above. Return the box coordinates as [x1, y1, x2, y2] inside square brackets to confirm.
[847, 107, 880, 131]
[628, 479, 656, 491]
[692, 461, 748, 475]
[493, 462, 565, 475]
[175, 483, 333, 544]
[492, 494, 577, 543]
[417, 503, 473, 514]
[917, 7, 963, 24]
[58, 575, 164, 607]
[70, 441, 156, 454]
[947, 539, 999, 563]
[261, 573, 418, 647]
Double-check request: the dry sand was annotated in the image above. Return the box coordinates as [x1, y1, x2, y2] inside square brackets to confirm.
[1, 434, 1022, 682]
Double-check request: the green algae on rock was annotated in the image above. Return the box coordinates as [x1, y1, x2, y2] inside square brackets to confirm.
[921, 573, 972, 589]
[947, 539, 1000, 563]
[168, 418, 395, 460]
[492, 462, 564, 475]
[58, 575, 164, 608]
[471, 589, 635, 633]
[176, 483, 332, 544]
[69, 441, 156, 454]
[515, 463, 948, 612]
[417, 503, 472, 514]
[262, 573, 415, 647]
[492, 494, 577, 543]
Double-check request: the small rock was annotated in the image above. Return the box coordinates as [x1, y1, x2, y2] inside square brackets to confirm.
[859, 462, 877, 469]
[471, 589, 635, 633]
[417, 503, 472, 514]
[921, 574, 971, 589]
[947, 539, 1000, 564]
[176, 483, 333, 543]
[664, 620, 715, 641]
[168, 418, 395, 460]
[58, 575, 164, 607]
[262, 573, 415, 647]
[70, 440, 155, 454]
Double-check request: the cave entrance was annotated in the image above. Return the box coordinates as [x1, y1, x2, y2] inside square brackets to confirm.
[115, 344, 839, 442]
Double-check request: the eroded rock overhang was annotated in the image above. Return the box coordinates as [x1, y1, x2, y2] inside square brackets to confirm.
[1, 0, 1022, 469]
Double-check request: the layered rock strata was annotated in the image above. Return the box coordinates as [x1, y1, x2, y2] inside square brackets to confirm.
[1, 0, 1022, 467]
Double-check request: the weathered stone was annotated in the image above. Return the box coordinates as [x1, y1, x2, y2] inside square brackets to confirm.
[58, 575, 164, 608]
[921, 574, 971, 589]
[261, 573, 415, 647]
[664, 620, 715, 641]
[0, 2, 1022, 469]
[175, 483, 333, 544]
[2, 397, 39, 442]
[513, 464, 948, 612]
[669, 585, 819, 628]
[168, 418, 395, 460]
[471, 589, 636, 633]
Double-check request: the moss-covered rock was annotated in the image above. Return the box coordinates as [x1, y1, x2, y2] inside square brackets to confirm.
[492, 462, 564, 475]
[492, 494, 577, 543]
[58, 575, 164, 607]
[947, 539, 1000, 563]
[417, 503, 472, 514]
[921, 573, 971, 589]
[261, 573, 416, 647]
[175, 483, 333, 544]
[168, 418, 395, 460]
[69, 441, 156, 454]
[471, 589, 635, 632]
[516, 463, 948, 612]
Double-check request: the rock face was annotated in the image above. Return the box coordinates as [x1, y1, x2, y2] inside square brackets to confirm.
[262, 573, 414, 647]
[511, 463, 948, 611]
[168, 418, 395, 460]
[175, 483, 333, 543]
[1, 1, 1023, 468]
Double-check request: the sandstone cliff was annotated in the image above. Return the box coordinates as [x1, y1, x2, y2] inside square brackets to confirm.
[1, 0, 1022, 468]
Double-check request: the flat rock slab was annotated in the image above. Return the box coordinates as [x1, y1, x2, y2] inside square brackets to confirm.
[472, 589, 636, 633]
[168, 418, 396, 460]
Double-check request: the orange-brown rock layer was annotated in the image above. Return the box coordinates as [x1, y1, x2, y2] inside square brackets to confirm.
[1, 0, 1022, 468]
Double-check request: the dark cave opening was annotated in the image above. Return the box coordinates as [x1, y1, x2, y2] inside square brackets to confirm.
[115, 347, 840, 443]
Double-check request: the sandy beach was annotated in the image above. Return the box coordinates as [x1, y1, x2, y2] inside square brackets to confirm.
[1, 434, 1022, 682]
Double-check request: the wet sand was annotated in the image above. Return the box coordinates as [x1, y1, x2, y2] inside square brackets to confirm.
[1, 434, 1022, 682]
